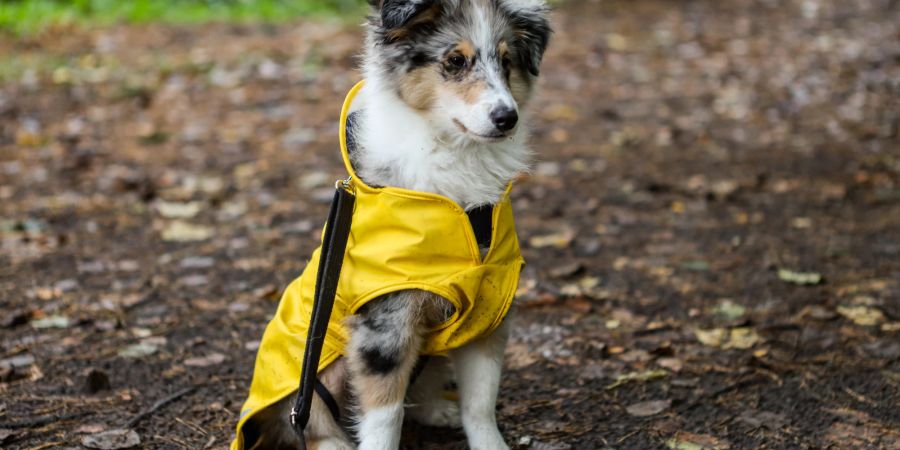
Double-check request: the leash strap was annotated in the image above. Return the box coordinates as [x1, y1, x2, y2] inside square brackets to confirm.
[291, 180, 355, 447]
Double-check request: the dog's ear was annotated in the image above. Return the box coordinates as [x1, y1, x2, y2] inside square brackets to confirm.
[377, 0, 439, 31]
[509, 3, 552, 76]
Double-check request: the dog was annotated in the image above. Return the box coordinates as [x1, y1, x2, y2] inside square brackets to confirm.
[237, 1, 551, 449]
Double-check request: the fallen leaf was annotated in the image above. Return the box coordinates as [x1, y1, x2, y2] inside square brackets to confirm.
[179, 256, 215, 269]
[736, 410, 788, 429]
[184, 352, 226, 367]
[0, 354, 35, 371]
[837, 306, 885, 326]
[117, 343, 158, 358]
[606, 33, 629, 51]
[528, 229, 575, 249]
[579, 276, 600, 290]
[619, 349, 652, 363]
[531, 440, 571, 450]
[559, 283, 582, 297]
[680, 260, 710, 271]
[564, 298, 592, 313]
[606, 369, 668, 390]
[695, 327, 761, 349]
[665, 432, 729, 450]
[155, 201, 202, 219]
[657, 357, 683, 372]
[797, 305, 837, 321]
[76, 424, 107, 434]
[15, 130, 42, 147]
[0, 429, 16, 444]
[778, 269, 823, 285]
[549, 262, 584, 279]
[31, 315, 70, 329]
[724, 328, 761, 349]
[791, 217, 812, 228]
[713, 299, 746, 320]
[82, 429, 141, 449]
[161, 221, 214, 242]
[515, 278, 538, 298]
[299, 172, 331, 190]
[178, 274, 209, 287]
[626, 399, 671, 417]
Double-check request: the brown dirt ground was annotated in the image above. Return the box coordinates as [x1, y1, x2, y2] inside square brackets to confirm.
[1, 0, 899, 449]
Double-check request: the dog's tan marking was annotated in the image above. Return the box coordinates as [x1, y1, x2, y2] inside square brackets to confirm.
[450, 78, 488, 105]
[499, 40, 509, 61]
[455, 40, 477, 60]
[399, 67, 438, 111]
[386, 1, 443, 40]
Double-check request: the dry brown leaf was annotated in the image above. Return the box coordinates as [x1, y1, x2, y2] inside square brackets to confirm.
[695, 327, 761, 349]
[626, 399, 671, 417]
[837, 305, 885, 326]
[161, 221, 214, 242]
[81, 429, 141, 449]
[184, 352, 226, 367]
[528, 229, 575, 249]
[666, 432, 730, 450]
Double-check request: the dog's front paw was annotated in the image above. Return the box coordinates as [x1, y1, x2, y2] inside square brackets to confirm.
[311, 437, 357, 450]
[467, 431, 509, 450]
[406, 397, 462, 428]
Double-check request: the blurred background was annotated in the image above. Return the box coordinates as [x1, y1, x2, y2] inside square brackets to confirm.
[1, 0, 898, 449]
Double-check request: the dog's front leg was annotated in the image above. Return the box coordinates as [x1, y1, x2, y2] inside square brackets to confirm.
[450, 316, 512, 450]
[347, 292, 426, 450]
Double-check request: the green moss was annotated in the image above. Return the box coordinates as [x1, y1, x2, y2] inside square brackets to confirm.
[0, 0, 366, 35]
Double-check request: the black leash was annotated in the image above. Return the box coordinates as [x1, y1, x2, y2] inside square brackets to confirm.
[291, 178, 355, 448]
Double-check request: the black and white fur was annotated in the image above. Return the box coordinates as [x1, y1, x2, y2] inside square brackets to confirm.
[243, 1, 550, 449]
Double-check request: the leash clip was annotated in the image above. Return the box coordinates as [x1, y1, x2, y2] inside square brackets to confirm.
[289, 404, 299, 426]
[335, 176, 353, 192]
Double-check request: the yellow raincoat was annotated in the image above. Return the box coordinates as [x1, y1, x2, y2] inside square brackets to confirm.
[232, 81, 525, 449]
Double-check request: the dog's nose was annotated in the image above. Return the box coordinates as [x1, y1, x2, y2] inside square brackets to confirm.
[490, 106, 518, 132]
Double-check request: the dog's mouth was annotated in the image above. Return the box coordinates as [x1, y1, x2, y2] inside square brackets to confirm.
[452, 118, 510, 142]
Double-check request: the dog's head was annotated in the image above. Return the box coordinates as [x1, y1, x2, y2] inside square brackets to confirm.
[365, 0, 551, 142]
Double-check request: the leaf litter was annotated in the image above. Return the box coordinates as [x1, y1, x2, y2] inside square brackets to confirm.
[2, 0, 899, 448]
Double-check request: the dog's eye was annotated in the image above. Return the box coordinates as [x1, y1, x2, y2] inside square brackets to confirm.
[448, 54, 467, 69]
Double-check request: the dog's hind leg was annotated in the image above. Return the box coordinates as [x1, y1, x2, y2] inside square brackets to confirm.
[450, 313, 513, 450]
[347, 290, 430, 450]
[242, 359, 354, 450]
[406, 356, 461, 428]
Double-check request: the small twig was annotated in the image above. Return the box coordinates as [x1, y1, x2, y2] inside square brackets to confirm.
[125, 386, 196, 428]
[154, 433, 192, 448]
[679, 374, 766, 412]
[0, 411, 89, 429]
[27, 441, 65, 450]
[175, 417, 208, 436]
[203, 435, 217, 449]
[616, 429, 640, 444]
[843, 387, 877, 406]
[123, 288, 159, 312]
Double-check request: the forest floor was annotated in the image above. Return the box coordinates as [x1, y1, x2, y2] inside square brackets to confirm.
[1, 0, 899, 449]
